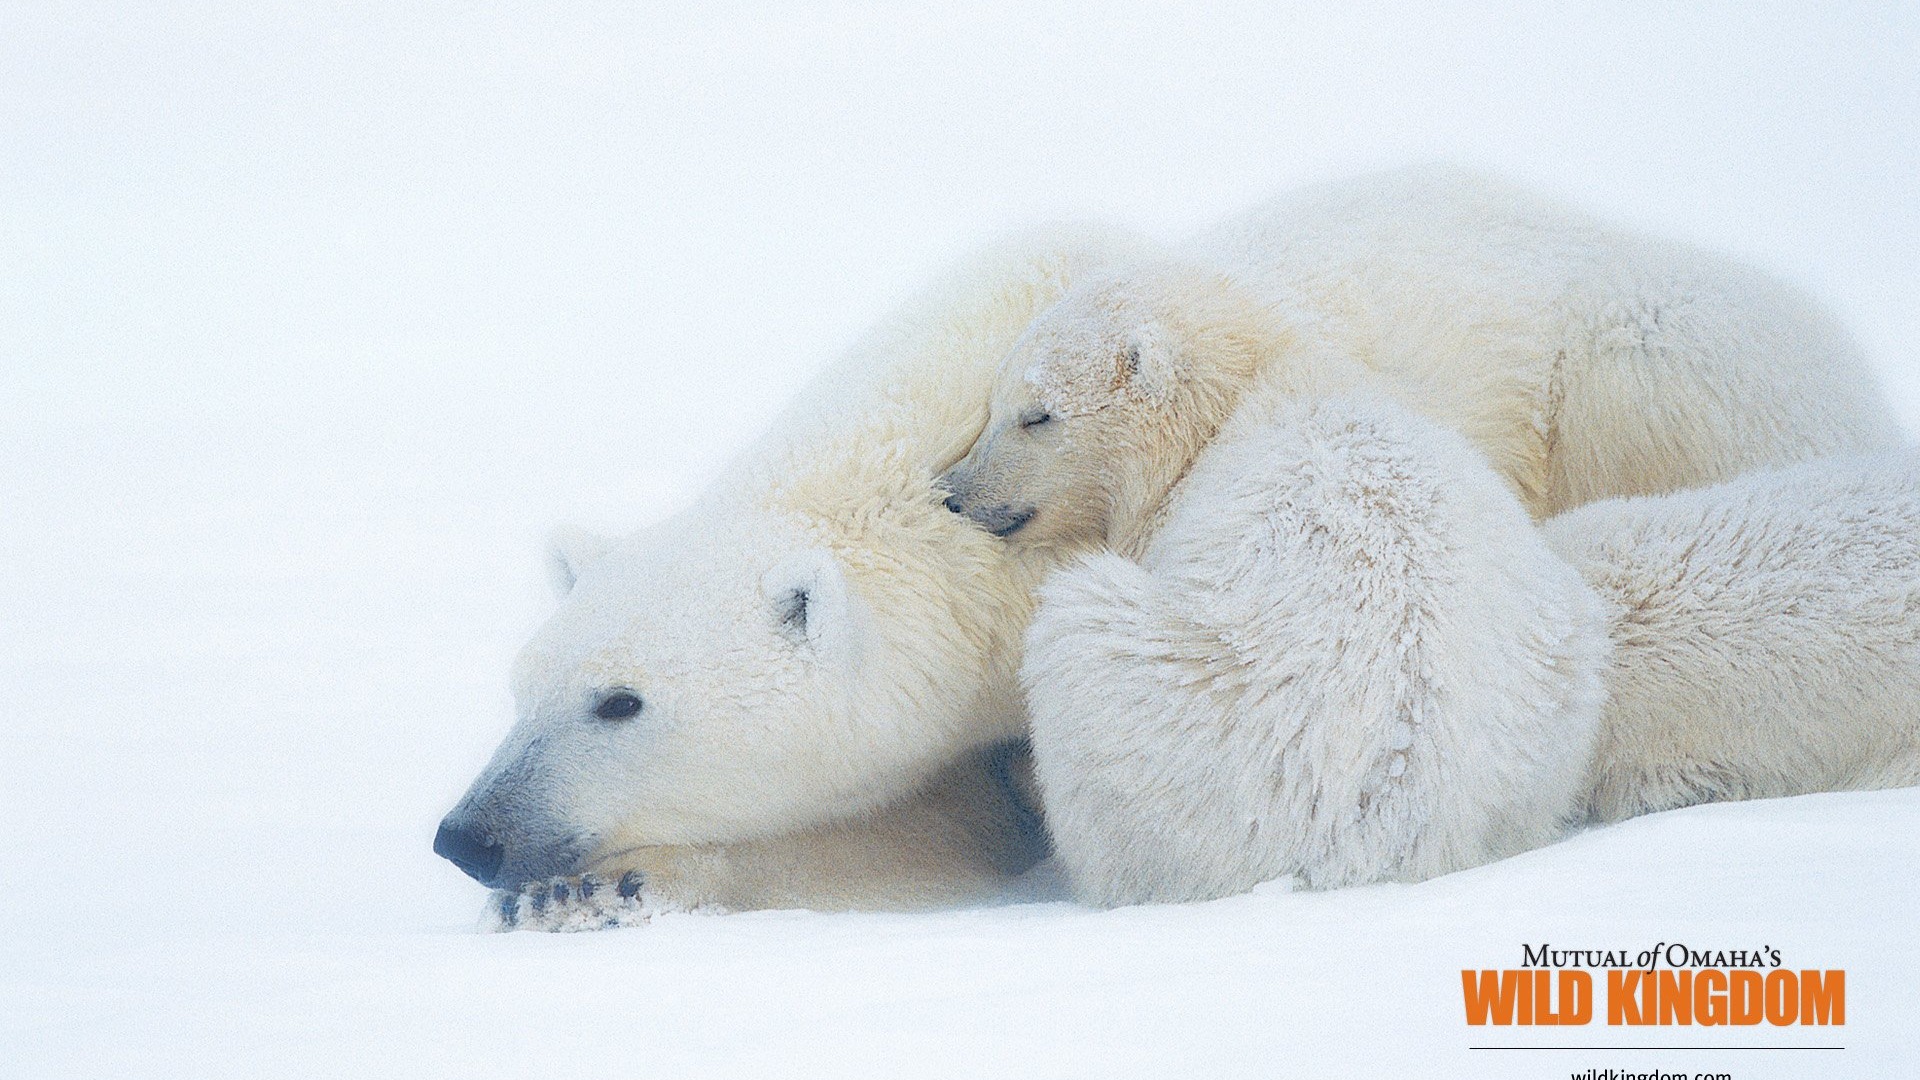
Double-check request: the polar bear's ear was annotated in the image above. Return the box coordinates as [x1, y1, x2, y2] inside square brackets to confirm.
[761, 547, 862, 656]
[547, 526, 615, 597]
[1117, 322, 1178, 404]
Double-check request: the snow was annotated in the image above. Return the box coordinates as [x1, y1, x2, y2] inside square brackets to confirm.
[2, 3, 1915, 1077]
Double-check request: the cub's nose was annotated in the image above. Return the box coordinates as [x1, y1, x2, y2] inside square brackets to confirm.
[434, 818, 504, 884]
[943, 494, 966, 513]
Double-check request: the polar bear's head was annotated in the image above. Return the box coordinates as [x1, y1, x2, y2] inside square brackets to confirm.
[433, 225, 1144, 890]
[938, 265, 1281, 555]
[435, 494, 1029, 890]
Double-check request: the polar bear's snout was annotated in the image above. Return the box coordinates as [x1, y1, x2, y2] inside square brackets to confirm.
[438, 736, 597, 888]
[939, 467, 1036, 538]
[433, 817, 504, 884]
[435, 799, 590, 888]
[950, 497, 1035, 538]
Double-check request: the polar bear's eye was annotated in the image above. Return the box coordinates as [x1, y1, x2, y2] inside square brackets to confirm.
[1019, 409, 1052, 430]
[593, 692, 643, 721]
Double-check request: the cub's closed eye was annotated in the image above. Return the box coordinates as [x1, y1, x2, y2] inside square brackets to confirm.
[593, 692, 643, 720]
[1019, 410, 1052, 429]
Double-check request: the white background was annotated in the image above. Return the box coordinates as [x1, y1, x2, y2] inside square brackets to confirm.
[2, 3, 1915, 1077]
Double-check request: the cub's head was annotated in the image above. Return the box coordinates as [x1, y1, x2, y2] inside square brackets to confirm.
[434, 504, 958, 889]
[938, 266, 1270, 553]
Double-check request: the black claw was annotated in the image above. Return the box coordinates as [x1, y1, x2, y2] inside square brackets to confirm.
[495, 892, 520, 929]
[551, 880, 570, 904]
[617, 870, 644, 899]
[529, 885, 549, 913]
[577, 875, 599, 900]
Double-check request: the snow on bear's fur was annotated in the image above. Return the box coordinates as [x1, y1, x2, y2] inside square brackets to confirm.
[1023, 395, 1920, 907]
[941, 166, 1898, 556]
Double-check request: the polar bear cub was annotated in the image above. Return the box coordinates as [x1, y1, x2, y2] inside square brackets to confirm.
[940, 263, 1369, 551]
[1023, 392, 1613, 905]
[942, 169, 1898, 556]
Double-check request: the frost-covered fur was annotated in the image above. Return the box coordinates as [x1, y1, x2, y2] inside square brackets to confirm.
[440, 228, 1140, 915]
[943, 166, 1898, 557]
[1023, 394, 1611, 905]
[1547, 452, 1920, 822]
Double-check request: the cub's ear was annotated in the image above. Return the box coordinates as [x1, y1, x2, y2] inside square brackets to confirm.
[1115, 321, 1178, 403]
[761, 546, 863, 656]
[547, 526, 615, 597]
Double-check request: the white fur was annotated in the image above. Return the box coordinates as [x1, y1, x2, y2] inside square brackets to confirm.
[1546, 451, 1920, 821]
[1197, 166, 1900, 516]
[448, 168, 1909, 923]
[1025, 403, 1920, 908]
[1023, 394, 1611, 905]
[946, 166, 1906, 907]
[445, 225, 1145, 909]
[944, 165, 1899, 561]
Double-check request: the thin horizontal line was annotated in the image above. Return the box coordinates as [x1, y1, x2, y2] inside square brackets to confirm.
[1468, 1047, 1844, 1051]
[1466, 1037, 1843, 1045]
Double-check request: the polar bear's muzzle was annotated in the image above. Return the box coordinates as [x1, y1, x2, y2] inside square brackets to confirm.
[940, 453, 1041, 538]
[435, 805, 592, 888]
[433, 818, 505, 884]
[437, 739, 595, 889]
[949, 498, 1035, 538]
[940, 475, 1036, 538]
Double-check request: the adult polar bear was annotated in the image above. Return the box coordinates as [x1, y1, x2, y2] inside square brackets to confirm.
[437, 167, 1897, 927]
[436, 228, 1140, 923]
[941, 167, 1896, 552]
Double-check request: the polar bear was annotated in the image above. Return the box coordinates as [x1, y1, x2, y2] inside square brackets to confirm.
[436, 227, 1141, 926]
[941, 167, 1899, 556]
[438, 168, 1904, 928]
[1023, 392, 1612, 905]
[1024, 394, 1920, 907]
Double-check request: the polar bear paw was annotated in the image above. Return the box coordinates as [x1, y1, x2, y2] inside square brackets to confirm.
[484, 870, 656, 933]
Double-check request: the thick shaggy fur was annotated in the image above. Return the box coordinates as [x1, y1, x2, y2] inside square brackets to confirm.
[943, 166, 1898, 558]
[1026, 399, 1920, 907]
[1547, 452, 1920, 822]
[1023, 394, 1611, 905]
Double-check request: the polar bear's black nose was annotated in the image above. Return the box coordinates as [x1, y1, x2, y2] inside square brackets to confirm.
[434, 819, 504, 884]
[943, 494, 966, 513]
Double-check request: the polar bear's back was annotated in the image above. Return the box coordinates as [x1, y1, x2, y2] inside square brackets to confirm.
[1543, 239, 1899, 511]
[1196, 164, 1607, 299]
[1193, 165, 1901, 516]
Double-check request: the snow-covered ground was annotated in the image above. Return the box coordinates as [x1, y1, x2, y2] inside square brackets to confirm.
[2, 4, 1915, 1077]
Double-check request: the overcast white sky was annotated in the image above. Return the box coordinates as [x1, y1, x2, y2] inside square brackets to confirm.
[2, 5, 1916, 1076]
